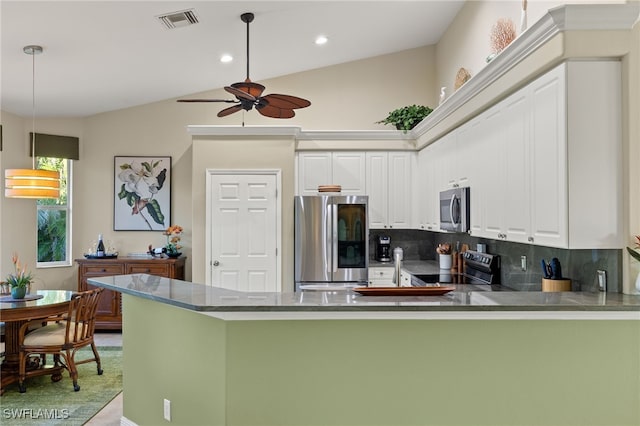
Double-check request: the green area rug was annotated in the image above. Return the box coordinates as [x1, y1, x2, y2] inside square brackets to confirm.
[1, 346, 122, 425]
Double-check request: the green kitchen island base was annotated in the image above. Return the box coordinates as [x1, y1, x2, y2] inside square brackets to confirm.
[121, 295, 640, 426]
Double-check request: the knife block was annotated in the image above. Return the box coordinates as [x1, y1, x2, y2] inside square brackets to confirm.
[542, 278, 571, 292]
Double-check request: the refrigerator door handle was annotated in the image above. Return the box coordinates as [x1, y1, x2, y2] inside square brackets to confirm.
[332, 203, 338, 273]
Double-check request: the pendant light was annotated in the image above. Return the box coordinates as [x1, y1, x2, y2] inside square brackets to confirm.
[5, 45, 60, 199]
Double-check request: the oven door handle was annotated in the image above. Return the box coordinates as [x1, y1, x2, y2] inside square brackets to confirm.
[449, 194, 460, 227]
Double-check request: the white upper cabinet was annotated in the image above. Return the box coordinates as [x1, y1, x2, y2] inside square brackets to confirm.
[297, 150, 415, 230]
[366, 152, 414, 229]
[501, 91, 531, 244]
[366, 152, 389, 228]
[332, 152, 367, 195]
[528, 65, 568, 248]
[417, 144, 439, 231]
[297, 152, 366, 196]
[297, 152, 332, 196]
[423, 61, 621, 249]
[476, 89, 532, 243]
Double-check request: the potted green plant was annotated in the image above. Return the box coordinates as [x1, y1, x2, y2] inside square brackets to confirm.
[6, 253, 33, 299]
[376, 104, 433, 132]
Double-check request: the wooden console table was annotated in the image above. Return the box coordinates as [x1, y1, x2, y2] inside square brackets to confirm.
[76, 257, 185, 330]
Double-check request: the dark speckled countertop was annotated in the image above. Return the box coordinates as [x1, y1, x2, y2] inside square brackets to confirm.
[88, 274, 640, 321]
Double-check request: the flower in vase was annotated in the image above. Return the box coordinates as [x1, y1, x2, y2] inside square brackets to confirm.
[163, 225, 183, 255]
[6, 253, 33, 289]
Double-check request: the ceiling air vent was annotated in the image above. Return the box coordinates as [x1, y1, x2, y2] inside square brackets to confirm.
[156, 9, 199, 29]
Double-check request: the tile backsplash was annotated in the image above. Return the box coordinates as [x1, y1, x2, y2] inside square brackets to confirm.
[369, 229, 621, 292]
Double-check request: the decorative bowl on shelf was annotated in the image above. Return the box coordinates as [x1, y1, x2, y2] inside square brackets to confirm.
[166, 252, 181, 259]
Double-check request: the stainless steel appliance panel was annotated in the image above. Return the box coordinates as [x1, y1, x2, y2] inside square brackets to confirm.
[439, 187, 470, 233]
[295, 196, 332, 283]
[295, 195, 368, 285]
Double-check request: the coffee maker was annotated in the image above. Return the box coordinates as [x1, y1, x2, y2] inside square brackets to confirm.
[376, 235, 391, 262]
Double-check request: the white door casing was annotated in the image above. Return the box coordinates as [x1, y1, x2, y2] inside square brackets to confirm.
[206, 170, 281, 292]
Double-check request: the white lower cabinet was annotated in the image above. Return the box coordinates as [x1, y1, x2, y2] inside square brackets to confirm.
[368, 267, 395, 287]
[400, 269, 412, 287]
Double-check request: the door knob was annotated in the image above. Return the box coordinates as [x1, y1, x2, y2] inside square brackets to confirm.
[213, 260, 220, 266]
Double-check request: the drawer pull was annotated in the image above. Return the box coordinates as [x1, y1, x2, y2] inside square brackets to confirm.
[101, 268, 107, 272]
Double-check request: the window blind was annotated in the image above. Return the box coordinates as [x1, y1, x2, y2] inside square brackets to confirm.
[29, 132, 79, 160]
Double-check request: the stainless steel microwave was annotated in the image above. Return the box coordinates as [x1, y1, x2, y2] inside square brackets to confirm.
[439, 187, 470, 233]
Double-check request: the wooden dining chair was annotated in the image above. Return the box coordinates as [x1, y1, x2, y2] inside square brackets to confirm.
[17, 287, 104, 392]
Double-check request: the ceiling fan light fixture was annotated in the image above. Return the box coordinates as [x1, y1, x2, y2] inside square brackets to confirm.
[4, 45, 60, 200]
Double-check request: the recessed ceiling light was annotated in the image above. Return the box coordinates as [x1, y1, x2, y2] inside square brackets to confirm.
[315, 35, 328, 45]
[220, 54, 233, 63]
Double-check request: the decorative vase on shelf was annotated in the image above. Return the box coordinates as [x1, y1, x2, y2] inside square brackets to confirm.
[167, 252, 181, 259]
[11, 286, 27, 299]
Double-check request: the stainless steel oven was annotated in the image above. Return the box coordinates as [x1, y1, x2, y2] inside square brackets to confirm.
[411, 250, 501, 286]
[439, 187, 470, 233]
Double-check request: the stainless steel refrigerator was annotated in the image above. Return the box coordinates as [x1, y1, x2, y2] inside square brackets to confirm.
[294, 195, 369, 289]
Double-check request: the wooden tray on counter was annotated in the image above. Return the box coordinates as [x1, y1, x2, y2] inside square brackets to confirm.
[352, 286, 455, 296]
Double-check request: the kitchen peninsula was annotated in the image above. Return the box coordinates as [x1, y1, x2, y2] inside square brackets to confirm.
[90, 275, 640, 426]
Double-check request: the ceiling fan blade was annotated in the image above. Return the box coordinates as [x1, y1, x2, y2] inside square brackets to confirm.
[177, 99, 238, 103]
[261, 94, 311, 109]
[256, 104, 295, 119]
[217, 104, 244, 117]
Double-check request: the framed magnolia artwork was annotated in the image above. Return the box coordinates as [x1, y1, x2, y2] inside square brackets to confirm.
[113, 156, 171, 231]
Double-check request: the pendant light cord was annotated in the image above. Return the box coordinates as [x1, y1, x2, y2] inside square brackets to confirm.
[30, 47, 36, 170]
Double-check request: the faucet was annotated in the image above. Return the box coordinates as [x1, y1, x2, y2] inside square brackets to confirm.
[392, 247, 404, 286]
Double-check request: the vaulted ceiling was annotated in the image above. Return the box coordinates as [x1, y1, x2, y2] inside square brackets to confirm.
[1, 1, 464, 118]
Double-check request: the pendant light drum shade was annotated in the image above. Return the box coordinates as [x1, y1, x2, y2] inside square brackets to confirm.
[4, 45, 60, 199]
[5, 168, 60, 198]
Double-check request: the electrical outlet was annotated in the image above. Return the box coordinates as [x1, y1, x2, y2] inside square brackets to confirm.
[520, 255, 527, 271]
[164, 398, 171, 422]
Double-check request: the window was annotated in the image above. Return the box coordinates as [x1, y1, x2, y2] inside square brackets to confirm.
[37, 157, 71, 267]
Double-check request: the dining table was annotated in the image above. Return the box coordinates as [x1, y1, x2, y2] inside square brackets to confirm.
[0, 289, 73, 395]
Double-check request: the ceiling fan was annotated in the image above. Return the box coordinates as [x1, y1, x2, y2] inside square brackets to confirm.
[178, 12, 311, 119]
